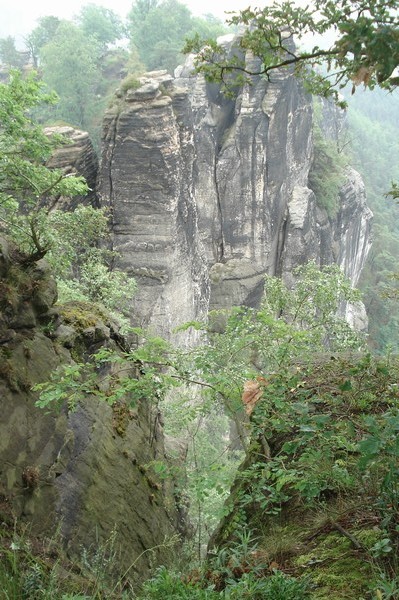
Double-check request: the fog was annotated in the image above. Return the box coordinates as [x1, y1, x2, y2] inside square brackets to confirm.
[0, 0, 265, 42]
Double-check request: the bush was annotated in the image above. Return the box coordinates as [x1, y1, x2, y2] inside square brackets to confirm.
[138, 567, 219, 599]
[308, 126, 347, 217]
[225, 570, 311, 599]
[119, 74, 141, 93]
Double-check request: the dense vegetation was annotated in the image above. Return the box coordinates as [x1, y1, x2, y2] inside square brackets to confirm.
[1, 0, 399, 598]
[346, 89, 399, 352]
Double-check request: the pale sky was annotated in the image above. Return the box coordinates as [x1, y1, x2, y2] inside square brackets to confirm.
[0, 0, 265, 42]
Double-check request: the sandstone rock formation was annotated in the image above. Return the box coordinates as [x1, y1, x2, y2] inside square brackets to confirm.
[44, 125, 98, 209]
[0, 239, 183, 585]
[97, 46, 372, 337]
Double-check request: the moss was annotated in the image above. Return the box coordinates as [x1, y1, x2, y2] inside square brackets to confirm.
[0, 358, 17, 389]
[69, 338, 87, 363]
[159, 83, 172, 97]
[112, 401, 134, 437]
[293, 531, 372, 599]
[58, 301, 109, 331]
[0, 346, 12, 360]
[0, 264, 36, 310]
[355, 528, 384, 550]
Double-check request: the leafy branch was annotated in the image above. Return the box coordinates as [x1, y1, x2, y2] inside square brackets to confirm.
[184, 0, 399, 104]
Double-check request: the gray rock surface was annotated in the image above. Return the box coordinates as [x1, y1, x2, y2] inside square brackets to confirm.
[44, 125, 98, 208]
[97, 43, 372, 336]
[0, 249, 184, 586]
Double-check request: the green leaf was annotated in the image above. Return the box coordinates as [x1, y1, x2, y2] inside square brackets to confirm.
[339, 379, 353, 391]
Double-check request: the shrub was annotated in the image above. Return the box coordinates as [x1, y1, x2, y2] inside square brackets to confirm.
[138, 566, 219, 599]
[119, 74, 141, 94]
[225, 570, 311, 599]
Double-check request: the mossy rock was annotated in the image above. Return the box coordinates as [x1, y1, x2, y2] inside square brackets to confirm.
[294, 531, 372, 599]
[0, 264, 35, 310]
[58, 301, 110, 331]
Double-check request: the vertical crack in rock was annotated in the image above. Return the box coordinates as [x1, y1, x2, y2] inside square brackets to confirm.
[213, 153, 225, 262]
[274, 215, 288, 277]
[106, 113, 119, 254]
[108, 116, 118, 213]
[97, 40, 372, 338]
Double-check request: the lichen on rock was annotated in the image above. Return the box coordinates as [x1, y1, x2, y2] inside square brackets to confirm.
[0, 246, 186, 587]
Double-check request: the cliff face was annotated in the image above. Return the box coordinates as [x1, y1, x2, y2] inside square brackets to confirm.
[44, 125, 99, 209]
[98, 72, 209, 341]
[0, 239, 183, 585]
[97, 46, 372, 335]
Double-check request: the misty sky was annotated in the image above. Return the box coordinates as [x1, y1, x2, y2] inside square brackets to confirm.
[0, 0, 264, 42]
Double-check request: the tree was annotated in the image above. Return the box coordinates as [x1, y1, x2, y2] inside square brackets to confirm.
[128, 0, 226, 73]
[0, 71, 136, 321]
[39, 22, 102, 129]
[0, 36, 26, 69]
[0, 70, 87, 260]
[128, 0, 193, 71]
[76, 4, 125, 50]
[128, 0, 160, 36]
[175, 261, 363, 445]
[25, 16, 61, 68]
[185, 0, 399, 105]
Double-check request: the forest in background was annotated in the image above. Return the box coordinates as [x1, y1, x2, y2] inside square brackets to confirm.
[346, 89, 399, 352]
[1, 0, 397, 353]
[0, 0, 227, 150]
[1, 1, 399, 598]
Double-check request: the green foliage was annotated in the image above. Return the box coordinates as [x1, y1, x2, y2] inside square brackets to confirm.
[31, 12, 137, 149]
[119, 74, 141, 94]
[0, 36, 26, 69]
[76, 4, 125, 50]
[45, 206, 137, 323]
[139, 566, 219, 599]
[0, 72, 135, 327]
[25, 16, 61, 68]
[178, 262, 362, 428]
[128, 0, 226, 73]
[34, 331, 177, 413]
[164, 263, 362, 553]
[35, 262, 363, 567]
[163, 397, 244, 554]
[39, 22, 103, 131]
[0, 518, 145, 598]
[346, 89, 399, 352]
[0, 529, 82, 599]
[184, 0, 399, 103]
[207, 352, 399, 598]
[34, 362, 92, 412]
[0, 70, 88, 260]
[225, 570, 311, 599]
[138, 564, 310, 599]
[309, 126, 348, 217]
[373, 573, 399, 599]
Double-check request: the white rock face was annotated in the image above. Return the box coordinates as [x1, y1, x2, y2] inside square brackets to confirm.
[97, 43, 372, 338]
